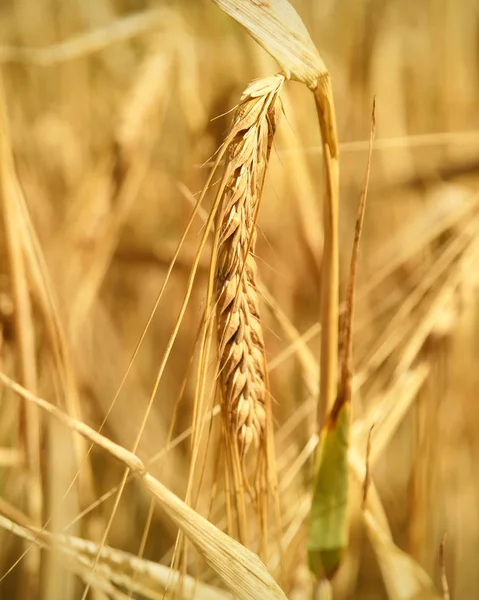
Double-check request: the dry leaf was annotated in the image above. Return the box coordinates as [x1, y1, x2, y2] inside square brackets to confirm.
[210, 0, 326, 86]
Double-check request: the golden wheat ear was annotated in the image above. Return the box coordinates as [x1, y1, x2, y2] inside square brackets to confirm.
[215, 74, 283, 459]
[216, 75, 284, 456]
[199, 74, 284, 549]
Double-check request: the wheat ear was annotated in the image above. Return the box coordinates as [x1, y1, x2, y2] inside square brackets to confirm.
[215, 74, 283, 457]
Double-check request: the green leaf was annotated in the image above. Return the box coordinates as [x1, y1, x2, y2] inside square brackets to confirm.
[307, 402, 351, 580]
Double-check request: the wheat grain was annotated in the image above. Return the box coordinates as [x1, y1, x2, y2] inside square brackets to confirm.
[215, 74, 283, 457]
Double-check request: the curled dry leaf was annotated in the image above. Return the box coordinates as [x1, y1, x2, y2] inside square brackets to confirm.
[210, 0, 327, 87]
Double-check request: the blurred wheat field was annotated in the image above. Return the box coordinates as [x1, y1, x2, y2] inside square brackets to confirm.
[0, 0, 478, 599]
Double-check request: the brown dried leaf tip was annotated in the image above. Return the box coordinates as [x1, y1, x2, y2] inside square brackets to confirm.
[216, 75, 284, 456]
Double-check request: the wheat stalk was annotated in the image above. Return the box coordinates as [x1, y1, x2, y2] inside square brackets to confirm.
[215, 74, 284, 457]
